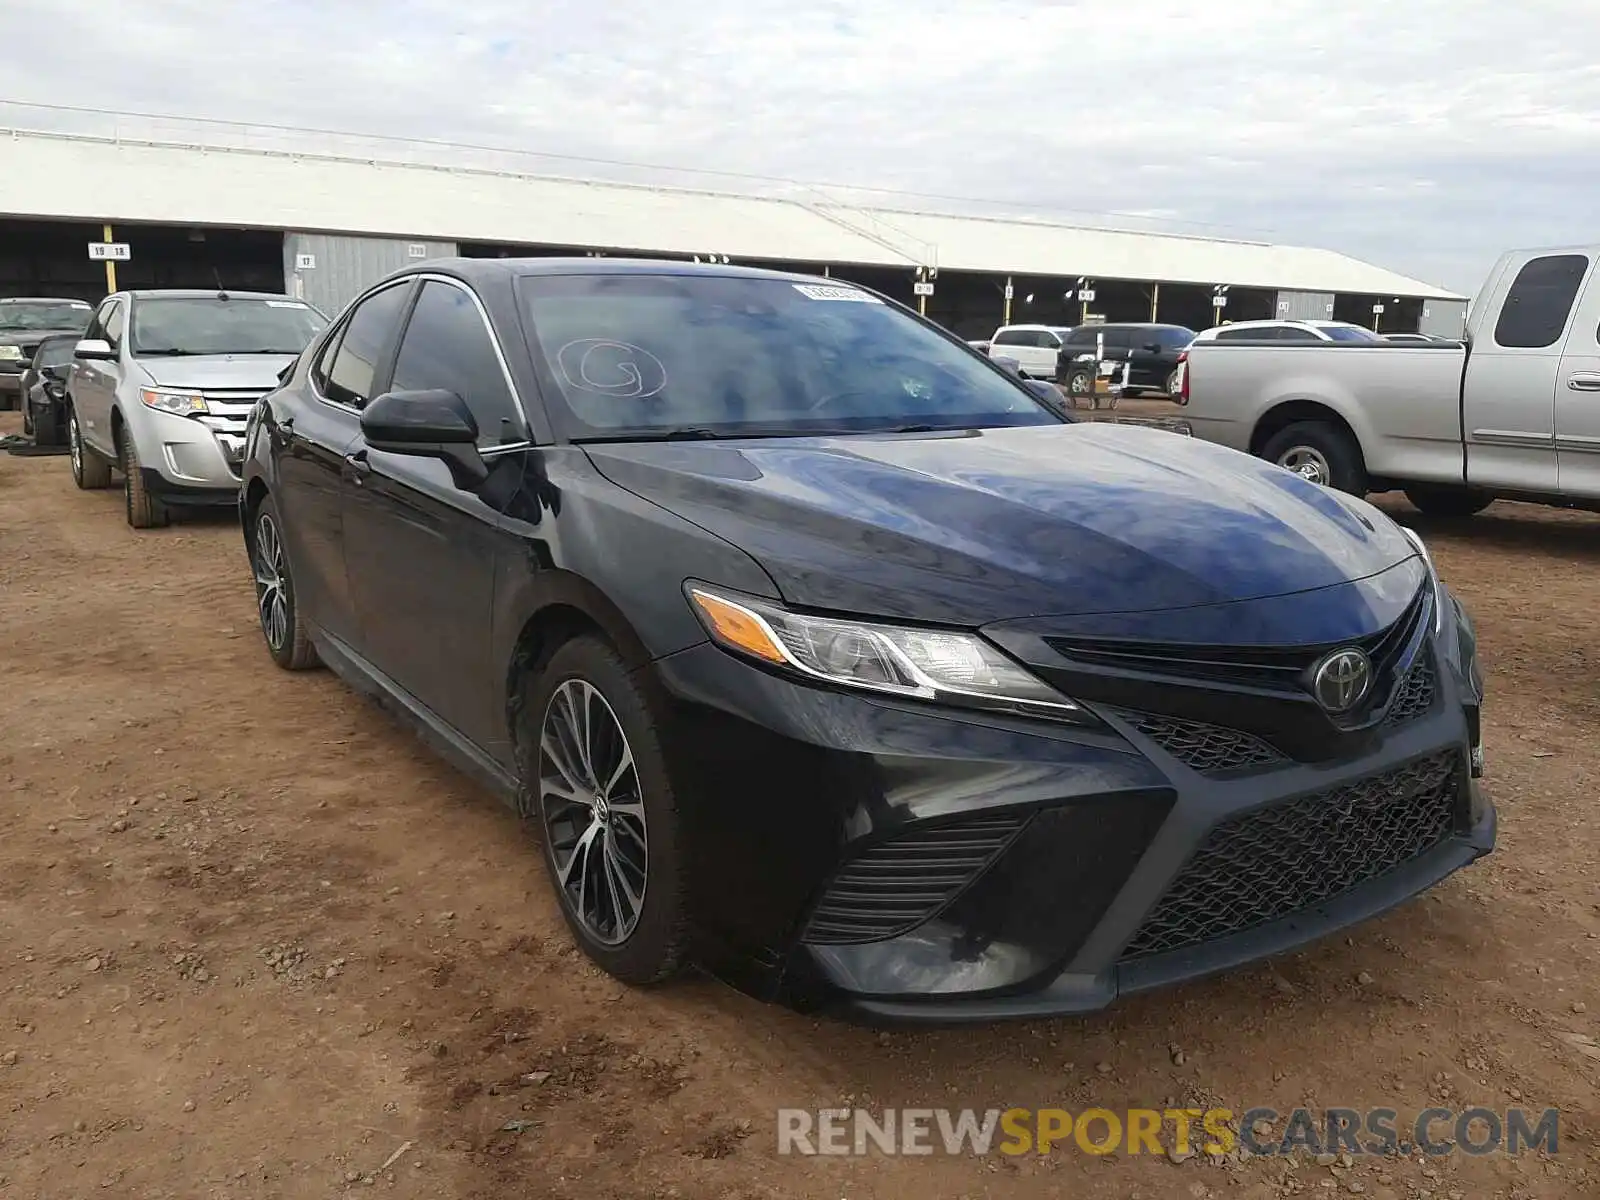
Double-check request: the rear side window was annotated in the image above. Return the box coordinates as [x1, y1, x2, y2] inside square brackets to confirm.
[992, 329, 1026, 346]
[322, 283, 411, 408]
[1213, 327, 1258, 341]
[1494, 254, 1589, 349]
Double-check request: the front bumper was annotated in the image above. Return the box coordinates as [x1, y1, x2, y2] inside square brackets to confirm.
[653, 583, 1492, 1023]
[126, 402, 250, 499]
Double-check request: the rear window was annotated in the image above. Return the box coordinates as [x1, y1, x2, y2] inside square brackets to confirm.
[1494, 254, 1589, 349]
[1158, 327, 1195, 348]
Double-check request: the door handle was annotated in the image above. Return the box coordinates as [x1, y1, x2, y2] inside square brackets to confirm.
[342, 449, 371, 485]
[1568, 373, 1600, 392]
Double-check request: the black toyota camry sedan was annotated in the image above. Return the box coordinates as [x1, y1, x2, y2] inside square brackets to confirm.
[239, 258, 1493, 1023]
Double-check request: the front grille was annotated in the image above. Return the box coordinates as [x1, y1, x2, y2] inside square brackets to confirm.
[1046, 584, 1429, 699]
[196, 390, 266, 471]
[1124, 712, 1284, 774]
[1119, 749, 1461, 960]
[800, 813, 1029, 945]
[1383, 653, 1437, 727]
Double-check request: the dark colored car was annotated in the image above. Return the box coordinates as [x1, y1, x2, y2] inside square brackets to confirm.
[0, 297, 93, 408]
[1057, 323, 1195, 399]
[239, 259, 1492, 1024]
[19, 333, 78, 445]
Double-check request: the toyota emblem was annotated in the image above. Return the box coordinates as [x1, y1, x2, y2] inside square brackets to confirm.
[1312, 647, 1372, 714]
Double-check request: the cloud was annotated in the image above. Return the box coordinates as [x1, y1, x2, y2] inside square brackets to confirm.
[5, 0, 1599, 293]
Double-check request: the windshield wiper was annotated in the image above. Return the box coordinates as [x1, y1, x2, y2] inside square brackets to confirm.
[136, 348, 202, 356]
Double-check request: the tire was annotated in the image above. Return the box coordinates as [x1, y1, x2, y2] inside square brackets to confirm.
[68, 406, 113, 489]
[32, 406, 62, 448]
[249, 495, 320, 670]
[516, 635, 688, 986]
[1066, 366, 1094, 405]
[1260, 421, 1367, 495]
[1404, 485, 1493, 518]
[121, 431, 170, 529]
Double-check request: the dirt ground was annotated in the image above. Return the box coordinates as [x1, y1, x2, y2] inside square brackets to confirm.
[2, 408, 1598, 1200]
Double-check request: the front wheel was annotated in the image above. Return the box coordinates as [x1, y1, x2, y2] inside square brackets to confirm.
[1404, 484, 1493, 518]
[518, 635, 688, 986]
[250, 496, 320, 669]
[1065, 366, 1094, 406]
[122, 433, 170, 529]
[1261, 421, 1368, 495]
[68, 407, 113, 489]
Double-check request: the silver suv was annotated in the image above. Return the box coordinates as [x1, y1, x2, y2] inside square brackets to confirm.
[66, 290, 328, 527]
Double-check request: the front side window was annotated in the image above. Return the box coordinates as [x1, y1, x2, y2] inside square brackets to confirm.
[1494, 254, 1589, 349]
[389, 281, 523, 445]
[323, 285, 411, 408]
[131, 297, 327, 357]
[102, 301, 126, 349]
[1214, 326, 1258, 342]
[518, 273, 1060, 439]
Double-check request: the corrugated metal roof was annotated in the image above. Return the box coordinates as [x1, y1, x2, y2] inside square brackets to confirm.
[827, 206, 1464, 299]
[0, 130, 1464, 300]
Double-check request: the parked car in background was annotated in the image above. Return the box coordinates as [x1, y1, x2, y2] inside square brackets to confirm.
[1191, 319, 1384, 345]
[66, 290, 328, 528]
[967, 338, 992, 354]
[986, 323, 1074, 377]
[238, 257, 1491, 1022]
[18, 333, 78, 446]
[0, 297, 92, 409]
[1056, 323, 1194, 399]
[1179, 245, 1600, 516]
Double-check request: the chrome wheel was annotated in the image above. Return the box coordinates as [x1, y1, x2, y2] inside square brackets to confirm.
[1069, 372, 1092, 396]
[539, 679, 647, 946]
[68, 412, 82, 478]
[1278, 445, 1332, 486]
[252, 512, 289, 651]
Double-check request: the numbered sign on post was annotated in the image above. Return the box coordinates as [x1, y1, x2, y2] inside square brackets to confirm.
[88, 243, 131, 261]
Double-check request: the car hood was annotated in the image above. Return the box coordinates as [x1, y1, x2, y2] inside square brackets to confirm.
[137, 353, 297, 389]
[582, 422, 1420, 625]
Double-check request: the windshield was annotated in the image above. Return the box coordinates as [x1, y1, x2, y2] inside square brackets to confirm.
[34, 337, 77, 368]
[517, 273, 1063, 439]
[0, 301, 91, 332]
[1321, 325, 1382, 343]
[130, 297, 327, 356]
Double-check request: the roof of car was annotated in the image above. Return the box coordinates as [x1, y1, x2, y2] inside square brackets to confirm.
[119, 289, 307, 301]
[0, 296, 91, 305]
[392, 256, 847, 288]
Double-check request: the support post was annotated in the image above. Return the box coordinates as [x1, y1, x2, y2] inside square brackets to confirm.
[103, 223, 117, 293]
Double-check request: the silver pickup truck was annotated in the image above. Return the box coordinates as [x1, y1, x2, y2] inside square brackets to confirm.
[1180, 245, 1600, 516]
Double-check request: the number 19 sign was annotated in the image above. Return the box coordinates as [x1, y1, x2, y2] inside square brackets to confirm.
[88, 242, 131, 261]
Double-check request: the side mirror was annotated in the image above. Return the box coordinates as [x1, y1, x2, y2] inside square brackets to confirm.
[74, 338, 115, 360]
[360, 388, 487, 486]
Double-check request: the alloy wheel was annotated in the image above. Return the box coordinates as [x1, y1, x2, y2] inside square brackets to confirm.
[1277, 445, 1332, 486]
[538, 679, 648, 946]
[68, 412, 82, 479]
[253, 511, 290, 651]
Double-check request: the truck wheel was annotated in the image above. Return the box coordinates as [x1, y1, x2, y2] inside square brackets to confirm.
[69, 407, 114, 489]
[1404, 485, 1492, 518]
[1261, 421, 1367, 495]
[122, 433, 170, 529]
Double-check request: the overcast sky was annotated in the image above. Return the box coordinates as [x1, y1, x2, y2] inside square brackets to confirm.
[7, 0, 1599, 294]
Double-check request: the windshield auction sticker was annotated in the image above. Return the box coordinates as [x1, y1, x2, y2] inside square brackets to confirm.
[791, 284, 882, 303]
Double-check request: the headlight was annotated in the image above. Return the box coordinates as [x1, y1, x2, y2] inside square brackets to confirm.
[685, 583, 1093, 724]
[0, 345, 22, 362]
[139, 387, 209, 416]
[1398, 525, 1445, 634]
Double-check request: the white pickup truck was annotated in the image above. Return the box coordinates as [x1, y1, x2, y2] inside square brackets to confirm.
[1179, 245, 1600, 516]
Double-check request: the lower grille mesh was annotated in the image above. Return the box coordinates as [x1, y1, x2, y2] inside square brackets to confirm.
[801, 813, 1029, 946]
[1127, 713, 1284, 774]
[1383, 654, 1437, 727]
[1120, 750, 1461, 960]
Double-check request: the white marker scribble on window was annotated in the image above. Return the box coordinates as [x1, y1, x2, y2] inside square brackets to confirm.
[554, 339, 667, 399]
